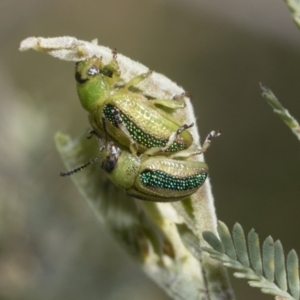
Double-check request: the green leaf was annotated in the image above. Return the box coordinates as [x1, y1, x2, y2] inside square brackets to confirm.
[287, 250, 300, 299]
[260, 83, 300, 141]
[202, 222, 300, 299]
[274, 240, 287, 291]
[248, 229, 262, 276]
[283, 0, 300, 27]
[202, 231, 224, 253]
[218, 221, 237, 260]
[263, 236, 275, 282]
[233, 223, 249, 267]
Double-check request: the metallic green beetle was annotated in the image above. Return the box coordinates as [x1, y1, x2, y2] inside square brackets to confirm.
[75, 54, 194, 155]
[61, 140, 208, 202]
[99, 142, 208, 202]
[60, 130, 219, 202]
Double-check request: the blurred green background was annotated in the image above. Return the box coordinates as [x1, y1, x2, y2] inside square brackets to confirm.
[1, 0, 300, 299]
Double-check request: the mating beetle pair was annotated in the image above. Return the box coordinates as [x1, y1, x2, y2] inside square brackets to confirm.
[61, 53, 219, 202]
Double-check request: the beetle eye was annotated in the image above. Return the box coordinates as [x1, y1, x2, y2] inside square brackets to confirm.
[101, 155, 118, 173]
[87, 66, 99, 76]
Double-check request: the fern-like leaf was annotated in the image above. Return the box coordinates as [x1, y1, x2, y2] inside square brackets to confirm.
[202, 221, 300, 299]
[260, 83, 300, 141]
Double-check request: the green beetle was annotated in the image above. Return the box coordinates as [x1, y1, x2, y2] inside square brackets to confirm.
[60, 130, 219, 202]
[98, 142, 208, 202]
[61, 140, 208, 202]
[75, 54, 194, 155]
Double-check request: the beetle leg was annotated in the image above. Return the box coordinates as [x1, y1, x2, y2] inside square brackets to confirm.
[143, 123, 194, 156]
[162, 123, 194, 151]
[150, 92, 190, 109]
[199, 130, 221, 153]
[171, 130, 221, 159]
[124, 69, 153, 90]
[112, 107, 138, 156]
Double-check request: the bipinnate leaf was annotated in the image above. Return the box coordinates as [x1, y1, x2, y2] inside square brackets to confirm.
[202, 221, 300, 299]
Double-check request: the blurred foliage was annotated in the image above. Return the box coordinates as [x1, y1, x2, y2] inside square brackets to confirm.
[1, 1, 300, 299]
[260, 83, 300, 140]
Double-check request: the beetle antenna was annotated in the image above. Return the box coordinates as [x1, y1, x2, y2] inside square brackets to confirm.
[60, 157, 99, 177]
